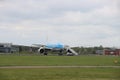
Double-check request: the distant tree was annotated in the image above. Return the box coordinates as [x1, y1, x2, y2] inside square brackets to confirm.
[99, 45, 103, 50]
[72, 45, 104, 55]
[80, 46, 85, 55]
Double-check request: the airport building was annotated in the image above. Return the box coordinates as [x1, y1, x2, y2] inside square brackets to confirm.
[0, 43, 12, 53]
[104, 48, 120, 56]
[0, 43, 39, 53]
[96, 50, 104, 55]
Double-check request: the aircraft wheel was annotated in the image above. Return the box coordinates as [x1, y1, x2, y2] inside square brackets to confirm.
[44, 52, 48, 55]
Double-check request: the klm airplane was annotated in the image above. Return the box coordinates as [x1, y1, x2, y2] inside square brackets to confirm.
[38, 43, 78, 56]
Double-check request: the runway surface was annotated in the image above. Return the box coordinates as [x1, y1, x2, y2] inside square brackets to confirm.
[0, 66, 120, 69]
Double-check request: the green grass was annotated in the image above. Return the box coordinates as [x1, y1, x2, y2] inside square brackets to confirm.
[0, 55, 120, 80]
[0, 55, 120, 66]
[0, 68, 120, 80]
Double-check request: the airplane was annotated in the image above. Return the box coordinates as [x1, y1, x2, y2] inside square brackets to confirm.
[37, 43, 78, 56]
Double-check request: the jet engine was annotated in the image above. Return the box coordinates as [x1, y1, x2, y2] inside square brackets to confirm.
[38, 47, 47, 55]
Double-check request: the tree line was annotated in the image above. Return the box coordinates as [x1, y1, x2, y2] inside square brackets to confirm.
[72, 45, 103, 55]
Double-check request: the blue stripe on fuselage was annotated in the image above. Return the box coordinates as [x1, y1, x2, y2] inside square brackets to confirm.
[46, 44, 64, 49]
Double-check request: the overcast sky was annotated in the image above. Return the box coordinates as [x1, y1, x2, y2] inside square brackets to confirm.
[0, 0, 120, 47]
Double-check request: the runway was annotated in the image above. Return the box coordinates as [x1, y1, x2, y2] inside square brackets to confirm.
[0, 66, 120, 69]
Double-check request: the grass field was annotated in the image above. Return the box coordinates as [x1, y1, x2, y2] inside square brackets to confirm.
[0, 55, 120, 66]
[0, 68, 120, 80]
[0, 55, 120, 80]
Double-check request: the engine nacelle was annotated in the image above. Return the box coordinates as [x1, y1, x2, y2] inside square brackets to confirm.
[38, 47, 45, 54]
[38, 47, 48, 55]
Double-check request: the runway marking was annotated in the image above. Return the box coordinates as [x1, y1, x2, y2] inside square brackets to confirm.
[0, 66, 120, 69]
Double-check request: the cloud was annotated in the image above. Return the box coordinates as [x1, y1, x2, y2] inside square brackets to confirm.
[0, 0, 120, 47]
